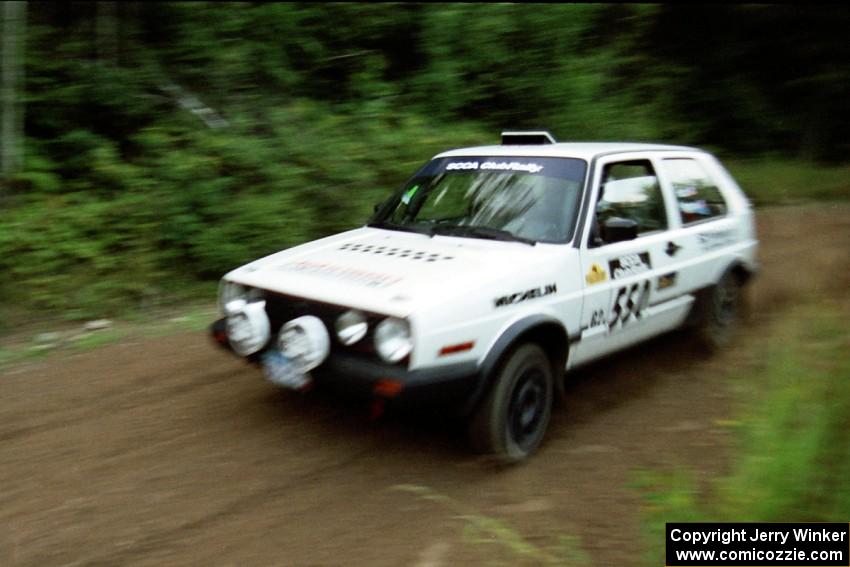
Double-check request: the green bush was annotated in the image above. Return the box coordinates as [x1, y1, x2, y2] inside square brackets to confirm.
[3, 4, 849, 323]
[0, 102, 487, 320]
[636, 301, 850, 563]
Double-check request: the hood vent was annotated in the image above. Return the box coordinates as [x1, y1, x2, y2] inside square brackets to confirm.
[339, 243, 454, 262]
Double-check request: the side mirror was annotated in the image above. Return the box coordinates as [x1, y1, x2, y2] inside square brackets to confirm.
[601, 217, 638, 243]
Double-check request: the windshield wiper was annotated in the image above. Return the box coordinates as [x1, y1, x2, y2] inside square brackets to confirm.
[428, 225, 536, 245]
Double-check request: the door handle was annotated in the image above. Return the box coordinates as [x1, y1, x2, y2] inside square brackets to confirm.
[665, 241, 682, 257]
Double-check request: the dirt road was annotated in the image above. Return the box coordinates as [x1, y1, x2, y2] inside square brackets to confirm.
[2, 205, 849, 566]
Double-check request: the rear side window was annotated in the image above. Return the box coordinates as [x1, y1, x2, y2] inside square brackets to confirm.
[661, 158, 728, 225]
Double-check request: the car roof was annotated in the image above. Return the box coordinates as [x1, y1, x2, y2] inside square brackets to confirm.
[435, 142, 700, 161]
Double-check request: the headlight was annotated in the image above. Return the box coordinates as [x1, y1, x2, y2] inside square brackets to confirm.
[335, 310, 368, 345]
[374, 317, 412, 363]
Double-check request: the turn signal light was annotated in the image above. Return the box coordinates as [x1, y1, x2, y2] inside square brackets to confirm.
[438, 341, 475, 356]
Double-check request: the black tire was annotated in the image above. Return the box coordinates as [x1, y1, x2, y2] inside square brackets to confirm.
[696, 270, 742, 352]
[468, 343, 553, 463]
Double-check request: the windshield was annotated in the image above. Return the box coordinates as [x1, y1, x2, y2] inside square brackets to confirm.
[370, 156, 587, 243]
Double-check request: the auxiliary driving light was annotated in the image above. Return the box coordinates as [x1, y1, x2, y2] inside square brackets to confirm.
[224, 299, 270, 356]
[277, 315, 331, 373]
[335, 310, 369, 345]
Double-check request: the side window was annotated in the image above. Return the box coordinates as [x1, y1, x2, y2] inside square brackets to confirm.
[661, 158, 728, 225]
[595, 160, 668, 240]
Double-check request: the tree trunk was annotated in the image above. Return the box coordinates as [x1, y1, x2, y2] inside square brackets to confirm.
[1, 0, 26, 185]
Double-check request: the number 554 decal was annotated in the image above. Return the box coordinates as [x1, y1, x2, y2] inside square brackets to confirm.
[609, 281, 650, 329]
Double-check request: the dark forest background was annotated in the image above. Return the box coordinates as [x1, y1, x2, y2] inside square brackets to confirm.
[1, 3, 848, 321]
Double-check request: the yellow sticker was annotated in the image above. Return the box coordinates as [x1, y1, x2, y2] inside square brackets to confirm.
[585, 263, 607, 285]
[657, 272, 678, 290]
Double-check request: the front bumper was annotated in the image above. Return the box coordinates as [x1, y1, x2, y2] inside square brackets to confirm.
[211, 318, 481, 407]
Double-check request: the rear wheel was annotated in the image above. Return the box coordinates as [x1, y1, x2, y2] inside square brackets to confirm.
[468, 343, 553, 463]
[697, 270, 742, 351]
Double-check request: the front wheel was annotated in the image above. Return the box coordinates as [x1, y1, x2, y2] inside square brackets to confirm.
[468, 343, 553, 463]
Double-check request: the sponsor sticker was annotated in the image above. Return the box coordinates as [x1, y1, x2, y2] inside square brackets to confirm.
[280, 260, 403, 288]
[445, 161, 544, 174]
[480, 161, 544, 174]
[698, 229, 737, 251]
[445, 161, 480, 171]
[585, 263, 608, 285]
[657, 271, 678, 290]
[494, 283, 557, 308]
[608, 252, 651, 280]
[401, 184, 419, 205]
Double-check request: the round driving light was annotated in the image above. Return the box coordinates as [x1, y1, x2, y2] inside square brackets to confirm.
[224, 299, 270, 356]
[374, 317, 412, 363]
[277, 315, 331, 372]
[219, 281, 264, 310]
[335, 310, 368, 345]
[219, 281, 246, 309]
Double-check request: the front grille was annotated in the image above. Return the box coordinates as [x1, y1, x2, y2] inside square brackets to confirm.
[262, 291, 379, 356]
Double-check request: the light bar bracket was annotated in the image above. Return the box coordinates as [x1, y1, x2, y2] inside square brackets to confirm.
[500, 131, 557, 145]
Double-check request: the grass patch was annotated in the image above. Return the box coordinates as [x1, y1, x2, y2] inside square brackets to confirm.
[0, 302, 219, 373]
[140, 305, 220, 337]
[636, 299, 850, 564]
[69, 329, 128, 352]
[0, 345, 52, 368]
[725, 159, 850, 206]
[394, 484, 589, 566]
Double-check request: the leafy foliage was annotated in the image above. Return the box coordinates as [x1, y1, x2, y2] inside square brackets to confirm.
[1, 4, 849, 319]
[0, 101, 485, 316]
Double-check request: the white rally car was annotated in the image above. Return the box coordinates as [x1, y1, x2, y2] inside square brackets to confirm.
[211, 132, 757, 462]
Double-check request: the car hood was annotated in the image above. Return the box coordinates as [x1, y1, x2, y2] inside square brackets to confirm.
[225, 227, 568, 318]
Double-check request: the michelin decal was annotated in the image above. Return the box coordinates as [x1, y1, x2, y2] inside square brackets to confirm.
[494, 283, 557, 308]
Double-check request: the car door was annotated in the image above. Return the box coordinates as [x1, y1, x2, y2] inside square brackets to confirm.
[654, 152, 740, 295]
[570, 154, 695, 368]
